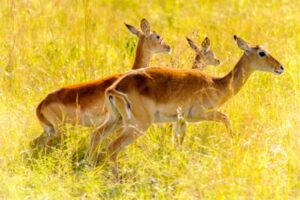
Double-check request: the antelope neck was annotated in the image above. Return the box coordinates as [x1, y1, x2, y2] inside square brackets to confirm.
[215, 53, 254, 97]
[132, 36, 151, 69]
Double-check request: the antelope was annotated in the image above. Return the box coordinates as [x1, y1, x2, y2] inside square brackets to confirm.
[88, 35, 284, 178]
[171, 36, 220, 145]
[32, 18, 171, 147]
[186, 36, 220, 70]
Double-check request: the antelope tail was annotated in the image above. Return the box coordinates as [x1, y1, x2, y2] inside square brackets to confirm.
[106, 89, 133, 119]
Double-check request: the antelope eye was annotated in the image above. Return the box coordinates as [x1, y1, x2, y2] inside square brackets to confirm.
[258, 51, 266, 57]
[156, 35, 160, 40]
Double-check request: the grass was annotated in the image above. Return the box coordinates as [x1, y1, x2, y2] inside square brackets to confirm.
[0, 0, 300, 199]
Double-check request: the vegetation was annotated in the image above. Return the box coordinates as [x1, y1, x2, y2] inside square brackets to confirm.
[0, 0, 299, 198]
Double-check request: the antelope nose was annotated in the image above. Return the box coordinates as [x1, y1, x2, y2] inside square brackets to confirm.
[280, 66, 284, 71]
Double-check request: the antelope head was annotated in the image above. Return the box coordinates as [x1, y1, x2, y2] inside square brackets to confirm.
[186, 36, 220, 70]
[234, 35, 284, 75]
[125, 18, 171, 54]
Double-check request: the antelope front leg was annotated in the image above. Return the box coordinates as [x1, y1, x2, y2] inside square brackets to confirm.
[173, 120, 187, 146]
[205, 111, 233, 135]
[191, 110, 233, 136]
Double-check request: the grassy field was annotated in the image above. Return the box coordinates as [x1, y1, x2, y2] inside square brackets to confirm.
[0, 0, 299, 199]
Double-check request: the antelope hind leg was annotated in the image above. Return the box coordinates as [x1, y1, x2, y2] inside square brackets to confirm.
[88, 116, 122, 165]
[107, 125, 147, 180]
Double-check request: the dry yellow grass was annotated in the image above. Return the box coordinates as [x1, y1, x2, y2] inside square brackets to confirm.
[0, 0, 299, 199]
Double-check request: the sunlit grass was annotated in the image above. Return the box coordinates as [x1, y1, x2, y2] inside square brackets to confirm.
[0, 0, 299, 198]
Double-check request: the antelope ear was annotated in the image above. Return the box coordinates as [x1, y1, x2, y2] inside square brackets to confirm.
[234, 35, 251, 51]
[124, 23, 141, 36]
[140, 18, 150, 34]
[201, 36, 210, 51]
[186, 37, 198, 51]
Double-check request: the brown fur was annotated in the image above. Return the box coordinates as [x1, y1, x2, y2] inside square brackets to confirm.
[114, 68, 213, 104]
[44, 74, 120, 108]
[36, 74, 122, 131]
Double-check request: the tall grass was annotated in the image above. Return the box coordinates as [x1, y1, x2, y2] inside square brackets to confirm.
[0, 0, 299, 198]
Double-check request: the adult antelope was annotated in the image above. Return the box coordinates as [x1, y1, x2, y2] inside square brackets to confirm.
[88, 35, 284, 178]
[33, 19, 171, 147]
